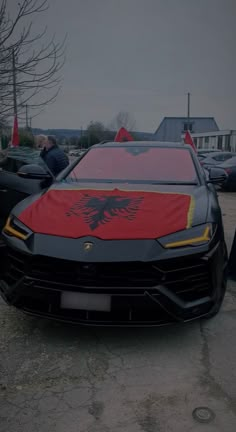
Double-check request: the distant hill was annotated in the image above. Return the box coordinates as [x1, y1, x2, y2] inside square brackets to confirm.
[32, 128, 83, 139]
[32, 128, 154, 141]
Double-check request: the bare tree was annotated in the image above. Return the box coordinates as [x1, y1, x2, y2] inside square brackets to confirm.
[109, 111, 136, 131]
[0, 0, 66, 126]
[86, 121, 106, 141]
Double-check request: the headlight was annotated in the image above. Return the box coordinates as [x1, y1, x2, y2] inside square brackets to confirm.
[3, 216, 31, 240]
[158, 224, 214, 249]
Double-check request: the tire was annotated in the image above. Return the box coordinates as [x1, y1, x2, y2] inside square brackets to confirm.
[221, 185, 230, 192]
[222, 182, 236, 192]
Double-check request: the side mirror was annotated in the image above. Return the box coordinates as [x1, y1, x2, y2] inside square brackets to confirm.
[207, 167, 228, 184]
[17, 164, 52, 180]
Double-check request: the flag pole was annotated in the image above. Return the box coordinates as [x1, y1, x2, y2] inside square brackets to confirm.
[187, 92, 191, 132]
[187, 92, 190, 121]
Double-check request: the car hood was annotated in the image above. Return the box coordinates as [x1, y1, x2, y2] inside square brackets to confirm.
[16, 183, 209, 240]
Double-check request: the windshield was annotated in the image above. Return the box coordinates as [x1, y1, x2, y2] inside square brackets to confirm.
[64, 146, 198, 185]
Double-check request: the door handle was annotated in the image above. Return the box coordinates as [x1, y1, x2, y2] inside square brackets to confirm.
[0, 189, 7, 192]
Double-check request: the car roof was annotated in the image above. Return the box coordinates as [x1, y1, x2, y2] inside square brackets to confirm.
[93, 141, 187, 149]
[204, 151, 232, 157]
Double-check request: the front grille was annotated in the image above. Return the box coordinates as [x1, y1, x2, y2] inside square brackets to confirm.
[19, 289, 174, 325]
[4, 248, 212, 303]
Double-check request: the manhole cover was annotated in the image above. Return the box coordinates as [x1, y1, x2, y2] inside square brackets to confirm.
[192, 407, 215, 423]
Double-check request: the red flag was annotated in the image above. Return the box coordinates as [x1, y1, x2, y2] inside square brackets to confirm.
[114, 127, 134, 142]
[184, 130, 197, 153]
[11, 115, 20, 147]
[19, 188, 193, 240]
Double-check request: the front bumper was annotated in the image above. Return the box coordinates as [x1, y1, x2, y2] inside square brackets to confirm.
[0, 241, 226, 326]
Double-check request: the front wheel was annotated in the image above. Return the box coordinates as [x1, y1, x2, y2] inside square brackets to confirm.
[221, 183, 236, 192]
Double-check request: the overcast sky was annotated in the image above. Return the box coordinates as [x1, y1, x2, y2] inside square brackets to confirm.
[10, 0, 236, 131]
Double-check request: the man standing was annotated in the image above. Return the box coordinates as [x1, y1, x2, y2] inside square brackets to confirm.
[0, 148, 8, 168]
[39, 135, 69, 176]
[229, 230, 236, 281]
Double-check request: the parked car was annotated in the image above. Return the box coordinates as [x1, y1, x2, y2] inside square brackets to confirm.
[0, 146, 75, 234]
[215, 156, 236, 191]
[0, 142, 228, 326]
[69, 149, 85, 157]
[0, 147, 54, 233]
[197, 149, 221, 155]
[198, 151, 236, 170]
[69, 150, 78, 156]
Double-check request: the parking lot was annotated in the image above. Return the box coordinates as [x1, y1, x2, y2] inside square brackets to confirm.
[0, 192, 235, 432]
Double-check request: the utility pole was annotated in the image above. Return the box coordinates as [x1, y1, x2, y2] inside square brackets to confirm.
[25, 104, 29, 128]
[88, 132, 91, 149]
[80, 126, 83, 149]
[12, 49, 17, 117]
[187, 92, 190, 125]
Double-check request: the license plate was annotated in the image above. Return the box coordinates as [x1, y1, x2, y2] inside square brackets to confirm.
[61, 291, 111, 312]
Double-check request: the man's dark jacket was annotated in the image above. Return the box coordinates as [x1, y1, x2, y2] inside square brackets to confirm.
[40, 145, 69, 176]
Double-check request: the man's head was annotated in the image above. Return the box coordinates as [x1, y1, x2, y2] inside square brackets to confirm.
[47, 135, 57, 149]
[35, 134, 57, 150]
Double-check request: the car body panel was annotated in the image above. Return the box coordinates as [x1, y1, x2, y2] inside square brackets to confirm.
[0, 170, 43, 230]
[0, 147, 72, 231]
[199, 152, 236, 169]
[215, 156, 236, 191]
[0, 148, 47, 229]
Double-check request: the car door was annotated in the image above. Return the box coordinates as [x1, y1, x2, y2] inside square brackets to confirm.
[0, 169, 43, 230]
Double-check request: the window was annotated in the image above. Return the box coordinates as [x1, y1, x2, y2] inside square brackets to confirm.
[205, 137, 209, 144]
[1, 148, 42, 173]
[218, 136, 223, 150]
[225, 135, 230, 151]
[213, 154, 232, 162]
[66, 146, 198, 184]
[213, 155, 225, 162]
[0, 157, 27, 173]
[183, 122, 193, 132]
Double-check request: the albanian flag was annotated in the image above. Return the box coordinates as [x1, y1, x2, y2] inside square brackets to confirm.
[184, 130, 197, 153]
[11, 115, 20, 147]
[114, 127, 134, 142]
[18, 188, 194, 240]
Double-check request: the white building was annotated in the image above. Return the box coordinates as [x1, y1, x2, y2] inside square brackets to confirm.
[188, 130, 236, 152]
